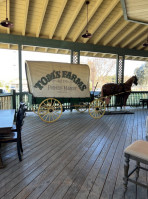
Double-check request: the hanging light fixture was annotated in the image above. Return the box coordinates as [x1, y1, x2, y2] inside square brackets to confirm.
[82, 1, 92, 38]
[0, 0, 13, 28]
[143, 31, 148, 47]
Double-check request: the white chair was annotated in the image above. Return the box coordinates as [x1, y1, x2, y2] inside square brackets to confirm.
[123, 140, 148, 190]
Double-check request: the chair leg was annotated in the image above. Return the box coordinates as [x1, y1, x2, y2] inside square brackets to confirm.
[123, 156, 130, 190]
[20, 138, 23, 153]
[0, 143, 4, 168]
[17, 141, 22, 161]
[136, 161, 140, 180]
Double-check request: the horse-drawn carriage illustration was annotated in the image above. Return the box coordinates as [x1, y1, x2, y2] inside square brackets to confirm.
[25, 61, 106, 123]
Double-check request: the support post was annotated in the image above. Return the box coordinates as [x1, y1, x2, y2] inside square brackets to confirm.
[116, 54, 125, 84]
[71, 50, 80, 64]
[115, 54, 125, 107]
[18, 44, 22, 102]
[70, 50, 80, 111]
[11, 89, 16, 109]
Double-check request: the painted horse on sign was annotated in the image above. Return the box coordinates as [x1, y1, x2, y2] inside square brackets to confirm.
[101, 75, 138, 108]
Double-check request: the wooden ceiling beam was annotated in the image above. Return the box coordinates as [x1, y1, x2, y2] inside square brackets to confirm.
[55, 49, 59, 54]
[7, 0, 10, 34]
[109, 54, 115, 58]
[138, 57, 144, 61]
[137, 45, 145, 50]
[139, 46, 148, 51]
[36, 0, 49, 38]
[125, 56, 129, 59]
[93, 9, 123, 44]
[95, 53, 100, 57]
[22, 0, 30, 36]
[112, 23, 140, 46]
[61, 0, 85, 40]
[137, 42, 148, 50]
[33, 0, 49, 51]
[132, 56, 137, 60]
[83, 52, 88, 56]
[65, 50, 68, 54]
[93, 52, 98, 56]
[83, 0, 119, 43]
[7, 0, 10, 49]
[101, 53, 107, 58]
[121, 26, 148, 48]
[7, 44, 10, 49]
[103, 20, 128, 45]
[72, 0, 103, 42]
[63, 49, 69, 55]
[49, 0, 68, 39]
[129, 35, 147, 49]
[45, 48, 48, 52]
[33, 46, 36, 51]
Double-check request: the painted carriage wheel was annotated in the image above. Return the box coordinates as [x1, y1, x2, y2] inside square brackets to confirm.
[32, 105, 45, 115]
[38, 98, 63, 123]
[75, 102, 87, 113]
[89, 99, 106, 119]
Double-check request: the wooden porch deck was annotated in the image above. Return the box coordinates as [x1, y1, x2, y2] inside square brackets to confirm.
[0, 108, 148, 199]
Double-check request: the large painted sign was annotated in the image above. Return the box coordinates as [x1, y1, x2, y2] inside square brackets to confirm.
[25, 61, 90, 98]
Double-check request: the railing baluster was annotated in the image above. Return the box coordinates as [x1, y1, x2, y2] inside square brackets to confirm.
[0, 91, 148, 110]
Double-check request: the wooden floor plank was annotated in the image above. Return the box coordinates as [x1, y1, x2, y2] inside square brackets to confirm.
[1, 112, 89, 166]
[1, 113, 103, 198]
[0, 115, 87, 184]
[0, 114, 94, 197]
[14, 116, 108, 199]
[37, 116, 115, 199]
[136, 109, 148, 199]
[99, 115, 128, 199]
[86, 115, 126, 199]
[27, 118, 112, 199]
[0, 109, 147, 199]
[112, 113, 134, 199]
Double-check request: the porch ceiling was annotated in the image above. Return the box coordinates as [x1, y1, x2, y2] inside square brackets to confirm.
[0, 0, 147, 60]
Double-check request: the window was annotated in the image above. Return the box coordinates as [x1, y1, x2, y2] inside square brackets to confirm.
[80, 56, 116, 91]
[124, 59, 147, 91]
[0, 48, 19, 92]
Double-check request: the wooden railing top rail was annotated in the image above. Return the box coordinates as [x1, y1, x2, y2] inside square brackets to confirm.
[0, 91, 148, 96]
[0, 93, 13, 97]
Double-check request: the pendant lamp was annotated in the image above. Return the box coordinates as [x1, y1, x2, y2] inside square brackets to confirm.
[0, 0, 13, 28]
[82, 1, 92, 38]
[143, 31, 148, 47]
